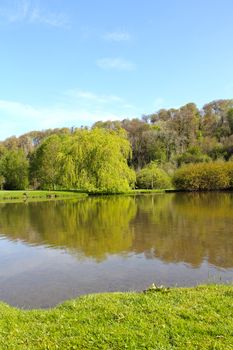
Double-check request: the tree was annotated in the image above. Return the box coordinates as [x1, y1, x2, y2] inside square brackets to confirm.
[92, 120, 122, 131]
[2, 98, 233, 191]
[136, 162, 171, 189]
[63, 128, 136, 192]
[168, 103, 200, 152]
[121, 118, 150, 169]
[227, 108, 233, 134]
[0, 175, 5, 190]
[202, 99, 233, 139]
[176, 147, 211, 167]
[30, 129, 136, 193]
[0, 149, 29, 190]
[30, 135, 65, 190]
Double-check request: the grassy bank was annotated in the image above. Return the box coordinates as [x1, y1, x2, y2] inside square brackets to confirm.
[0, 189, 173, 201]
[0, 285, 232, 349]
[88, 189, 170, 195]
[0, 190, 87, 203]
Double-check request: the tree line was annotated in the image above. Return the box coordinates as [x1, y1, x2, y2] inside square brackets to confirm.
[1, 98, 233, 192]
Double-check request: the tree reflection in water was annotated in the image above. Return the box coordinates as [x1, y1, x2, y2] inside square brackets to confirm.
[0, 192, 233, 268]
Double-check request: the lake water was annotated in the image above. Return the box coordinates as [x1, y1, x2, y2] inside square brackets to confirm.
[0, 193, 232, 308]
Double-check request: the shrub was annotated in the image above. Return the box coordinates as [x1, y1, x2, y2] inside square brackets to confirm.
[176, 147, 211, 167]
[136, 162, 171, 189]
[226, 161, 233, 188]
[173, 161, 233, 191]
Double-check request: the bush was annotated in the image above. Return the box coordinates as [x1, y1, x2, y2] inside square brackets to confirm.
[226, 161, 233, 188]
[176, 147, 211, 167]
[136, 162, 171, 189]
[173, 161, 233, 191]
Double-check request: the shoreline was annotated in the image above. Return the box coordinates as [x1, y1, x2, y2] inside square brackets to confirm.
[0, 189, 169, 203]
[1, 189, 233, 203]
[0, 190, 88, 203]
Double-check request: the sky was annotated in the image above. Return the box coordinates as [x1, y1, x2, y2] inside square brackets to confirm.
[0, 0, 233, 140]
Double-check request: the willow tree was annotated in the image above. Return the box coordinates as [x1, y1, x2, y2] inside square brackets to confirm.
[60, 128, 136, 192]
[30, 128, 135, 193]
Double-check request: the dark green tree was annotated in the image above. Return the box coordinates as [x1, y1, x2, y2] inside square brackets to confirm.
[227, 108, 233, 134]
[0, 149, 29, 190]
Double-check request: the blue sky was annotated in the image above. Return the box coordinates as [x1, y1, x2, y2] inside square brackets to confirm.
[0, 0, 233, 140]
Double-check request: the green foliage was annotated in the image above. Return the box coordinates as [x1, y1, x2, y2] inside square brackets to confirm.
[136, 162, 171, 189]
[0, 175, 5, 190]
[0, 285, 232, 349]
[31, 129, 136, 193]
[1, 98, 233, 192]
[227, 108, 233, 134]
[226, 160, 233, 188]
[208, 144, 227, 160]
[0, 149, 29, 190]
[173, 161, 233, 191]
[30, 134, 64, 190]
[176, 147, 211, 167]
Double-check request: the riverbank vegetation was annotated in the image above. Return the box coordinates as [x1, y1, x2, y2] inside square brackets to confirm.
[0, 190, 87, 203]
[0, 285, 232, 349]
[173, 162, 233, 191]
[1, 99, 233, 192]
[136, 161, 172, 189]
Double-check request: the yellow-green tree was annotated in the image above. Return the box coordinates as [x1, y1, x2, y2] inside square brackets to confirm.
[31, 128, 135, 193]
[136, 162, 171, 189]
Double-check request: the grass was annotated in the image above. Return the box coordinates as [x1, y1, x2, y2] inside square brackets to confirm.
[0, 285, 232, 349]
[0, 189, 173, 201]
[88, 189, 170, 195]
[0, 190, 88, 203]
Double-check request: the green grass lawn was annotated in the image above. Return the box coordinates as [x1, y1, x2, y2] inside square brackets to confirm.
[0, 190, 87, 203]
[0, 189, 174, 201]
[0, 285, 232, 349]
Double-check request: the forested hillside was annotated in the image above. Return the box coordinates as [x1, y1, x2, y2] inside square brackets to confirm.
[1, 99, 233, 192]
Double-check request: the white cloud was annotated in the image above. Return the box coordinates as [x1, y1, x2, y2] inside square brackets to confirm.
[0, 98, 136, 140]
[0, 100, 39, 118]
[97, 57, 136, 71]
[1, 0, 69, 28]
[29, 9, 68, 28]
[103, 31, 131, 42]
[65, 89, 123, 104]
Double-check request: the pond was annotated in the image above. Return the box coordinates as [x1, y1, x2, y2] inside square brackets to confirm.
[0, 192, 233, 308]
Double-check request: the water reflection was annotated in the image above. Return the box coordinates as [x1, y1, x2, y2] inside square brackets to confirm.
[132, 193, 233, 268]
[0, 197, 137, 261]
[0, 193, 233, 268]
